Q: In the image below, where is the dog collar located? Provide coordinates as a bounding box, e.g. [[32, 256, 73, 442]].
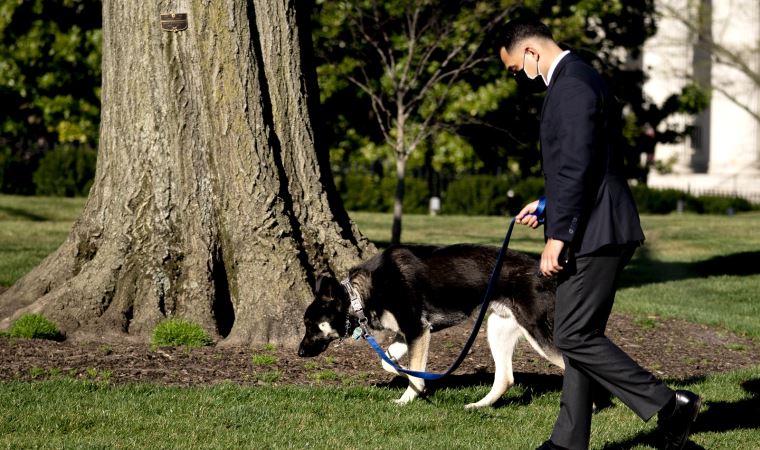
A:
[[340, 278, 370, 339], [340, 278, 363, 314]]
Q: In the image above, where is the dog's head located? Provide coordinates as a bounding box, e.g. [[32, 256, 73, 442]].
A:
[[297, 275, 349, 357]]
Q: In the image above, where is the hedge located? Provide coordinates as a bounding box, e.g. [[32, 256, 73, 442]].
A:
[[33, 145, 97, 197], [340, 173, 756, 216], [631, 185, 755, 215]]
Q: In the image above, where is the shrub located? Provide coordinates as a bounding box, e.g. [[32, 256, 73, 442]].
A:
[[443, 175, 511, 216], [33, 144, 97, 197], [632, 185, 757, 214], [381, 176, 429, 214], [507, 177, 545, 215], [340, 173, 429, 213], [439, 175, 545, 216], [692, 195, 753, 214], [631, 186, 688, 214], [8, 314, 64, 341], [340, 173, 387, 212], [0, 147, 38, 195], [151, 319, 213, 348]]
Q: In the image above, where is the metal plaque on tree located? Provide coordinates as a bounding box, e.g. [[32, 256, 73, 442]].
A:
[[160, 13, 188, 32]]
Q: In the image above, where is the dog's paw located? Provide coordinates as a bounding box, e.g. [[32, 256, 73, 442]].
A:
[[464, 401, 490, 410], [464, 403, 488, 409], [393, 390, 418, 405], [393, 397, 413, 406]]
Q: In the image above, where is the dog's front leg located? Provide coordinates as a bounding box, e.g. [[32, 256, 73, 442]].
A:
[[395, 326, 431, 405]]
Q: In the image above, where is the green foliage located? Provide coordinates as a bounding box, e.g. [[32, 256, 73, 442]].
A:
[[32, 144, 96, 196], [442, 175, 546, 216], [509, 176, 546, 213], [443, 175, 512, 216], [341, 174, 757, 217], [338, 173, 388, 212], [340, 173, 548, 216], [339, 173, 429, 214], [688, 195, 753, 215], [312, 0, 521, 177], [150, 319, 213, 348], [631, 185, 757, 215], [313, 0, 669, 185], [632, 186, 686, 214], [0, 0, 101, 194], [8, 313, 63, 341], [678, 83, 711, 113]]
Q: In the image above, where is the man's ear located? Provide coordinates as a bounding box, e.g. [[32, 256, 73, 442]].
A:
[[315, 275, 339, 301]]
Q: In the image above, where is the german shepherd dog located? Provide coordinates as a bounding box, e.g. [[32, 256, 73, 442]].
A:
[[297, 244, 565, 407]]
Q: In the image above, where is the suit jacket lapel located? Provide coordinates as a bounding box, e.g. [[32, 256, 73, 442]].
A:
[[541, 52, 576, 115]]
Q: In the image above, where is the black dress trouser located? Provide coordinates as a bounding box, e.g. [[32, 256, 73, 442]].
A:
[[549, 245, 674, 450]]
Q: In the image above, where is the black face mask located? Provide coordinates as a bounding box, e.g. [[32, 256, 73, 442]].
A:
[[514, 69, 547, 94]]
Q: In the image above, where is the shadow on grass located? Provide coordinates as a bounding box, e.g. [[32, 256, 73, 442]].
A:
[[602, 376, 760, 450], [374, 371, 563, 403], [378, 369, 759, 448], [0, 206, 47, 222], [620, 248, 760, 288]]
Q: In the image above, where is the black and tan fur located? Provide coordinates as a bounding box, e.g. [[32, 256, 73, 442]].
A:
[[298, 244, 565, 407]]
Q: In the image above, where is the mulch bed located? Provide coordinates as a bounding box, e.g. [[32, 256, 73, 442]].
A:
[[2, 312, 758, 389]]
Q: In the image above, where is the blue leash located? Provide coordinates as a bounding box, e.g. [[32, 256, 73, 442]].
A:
[[351, 197, 545, 381]]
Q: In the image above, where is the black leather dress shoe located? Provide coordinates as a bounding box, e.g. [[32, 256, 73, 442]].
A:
[[658, 390, 701, 450]]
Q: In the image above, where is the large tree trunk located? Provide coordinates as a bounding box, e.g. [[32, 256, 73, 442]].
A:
[[0, 0, 374, 346]]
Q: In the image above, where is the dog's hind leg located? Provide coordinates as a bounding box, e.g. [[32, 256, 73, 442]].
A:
[[394, 325, 431, 405], [382, 335, 409, 376], [465, 312, 522, 409]]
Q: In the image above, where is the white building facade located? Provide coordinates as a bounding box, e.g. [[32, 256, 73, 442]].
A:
[[643, 0, 760, 202]]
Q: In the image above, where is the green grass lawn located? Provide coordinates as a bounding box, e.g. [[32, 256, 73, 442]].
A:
[[1, 194, 759, 449], [1, 367, 759, 449], [0, 195, 83, 286]]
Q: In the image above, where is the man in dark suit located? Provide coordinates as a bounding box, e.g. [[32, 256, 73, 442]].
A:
[[499, 17, 701, 450]]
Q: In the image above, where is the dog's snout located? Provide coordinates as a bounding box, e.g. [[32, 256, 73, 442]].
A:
[[297, 339, 316, 357], [297, 337, 328, 358]]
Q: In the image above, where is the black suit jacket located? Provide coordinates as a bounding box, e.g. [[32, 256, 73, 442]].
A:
[[540, 53, 644, 255]]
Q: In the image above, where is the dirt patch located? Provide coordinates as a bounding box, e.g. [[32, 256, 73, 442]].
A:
[[2, 313, 758, 389]]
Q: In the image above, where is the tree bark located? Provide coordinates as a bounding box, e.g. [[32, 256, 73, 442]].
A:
[[0, 0, 374, 346]]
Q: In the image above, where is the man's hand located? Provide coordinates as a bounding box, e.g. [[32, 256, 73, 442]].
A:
[[516, 199, 541, 228], [541, 238, 565, 277]]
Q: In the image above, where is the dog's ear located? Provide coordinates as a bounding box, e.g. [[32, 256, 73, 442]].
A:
[[315, 275, 339, 301]]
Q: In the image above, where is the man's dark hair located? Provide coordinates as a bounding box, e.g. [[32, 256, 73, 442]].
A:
[[501, 17, 554, 53]]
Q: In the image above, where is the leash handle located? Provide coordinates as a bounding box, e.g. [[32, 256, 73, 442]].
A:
[[526, 196, 546, 224], [363, 217, 517, 381]]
